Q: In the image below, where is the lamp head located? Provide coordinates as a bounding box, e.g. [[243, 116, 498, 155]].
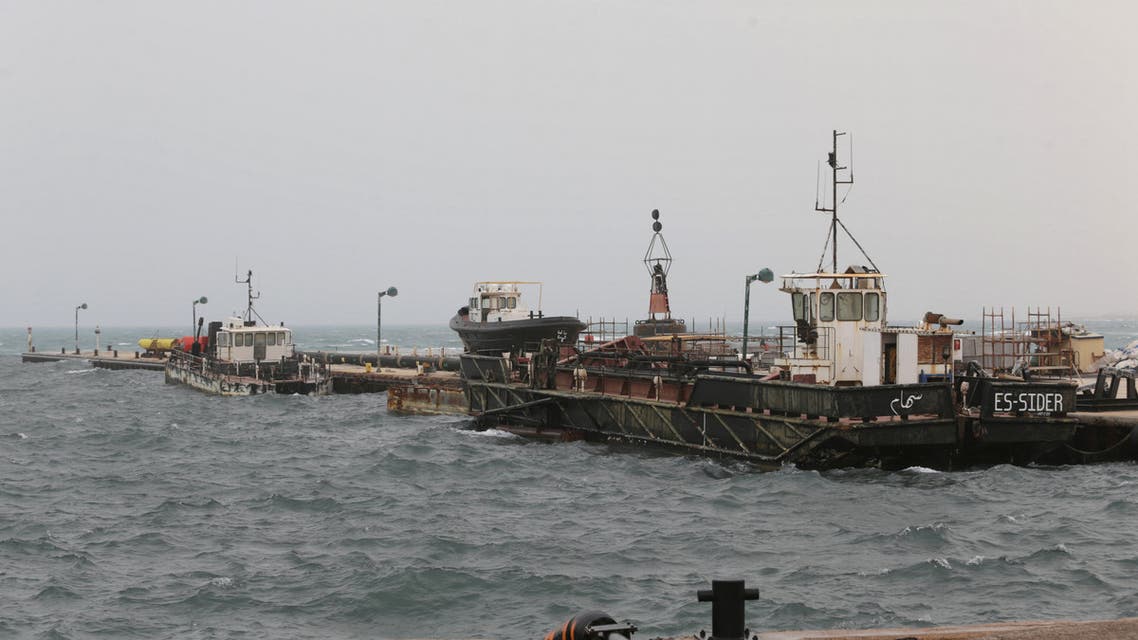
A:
[[756, 268, 774, 284], [196, 296, 208, 305], [385, 286, 398, 298], [79, 303, 87, 310]]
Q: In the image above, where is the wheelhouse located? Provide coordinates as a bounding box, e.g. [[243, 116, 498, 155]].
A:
[[778, 266, 887, 385], [213, 317, 295, 363], [466, 281, 545, 323]]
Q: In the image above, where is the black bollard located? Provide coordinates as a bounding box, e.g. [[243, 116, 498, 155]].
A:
[[696, 580, 759, 640]]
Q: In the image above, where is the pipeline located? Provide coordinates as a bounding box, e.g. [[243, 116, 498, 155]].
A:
[[296, 350, 463, 372], [572, 350, 753, 374]]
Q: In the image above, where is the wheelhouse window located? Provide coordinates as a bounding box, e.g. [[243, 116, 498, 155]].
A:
[[268, 332, 277, 346], [507, 297, 517, 309], [865, 292, 881, 322], [254, 333, 266, 348], [791, 292, 809, 322], [217, 333, 229, 347], [836, 292, 863, 321], [469, 297, 478, 309], [819, 292, 835, 322]]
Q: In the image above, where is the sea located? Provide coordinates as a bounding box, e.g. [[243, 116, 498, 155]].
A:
[[2, 320, 1137, 639]]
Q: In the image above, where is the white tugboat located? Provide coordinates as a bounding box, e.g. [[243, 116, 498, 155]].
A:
[[165, 270, 330, 396]]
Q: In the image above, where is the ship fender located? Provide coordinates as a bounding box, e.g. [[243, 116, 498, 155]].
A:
[[544, 611, 634, 640]]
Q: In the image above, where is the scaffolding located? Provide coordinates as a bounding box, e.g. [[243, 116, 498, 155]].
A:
[[980, 306, 1078, 377], [580, 317, 630, 346]]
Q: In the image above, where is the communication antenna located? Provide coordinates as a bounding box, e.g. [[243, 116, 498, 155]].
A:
[[813, 130, 877, 274], [235, 262, 264, 324]]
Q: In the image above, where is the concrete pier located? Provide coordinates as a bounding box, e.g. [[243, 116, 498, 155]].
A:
[[749, 617, 1138, 640], [21, 350, 166, 371]]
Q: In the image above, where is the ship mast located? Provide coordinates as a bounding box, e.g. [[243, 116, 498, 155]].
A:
[[235, 267, 264, 324], [643, 209, 672, 321], [815, 130, 854, 274]]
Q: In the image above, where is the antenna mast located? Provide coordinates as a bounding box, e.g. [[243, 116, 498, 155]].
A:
[[235, 266, 263, 324], [814, 130, 853, 273]]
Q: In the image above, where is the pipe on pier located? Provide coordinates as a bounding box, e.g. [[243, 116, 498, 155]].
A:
[[297, 350, 463, 372]]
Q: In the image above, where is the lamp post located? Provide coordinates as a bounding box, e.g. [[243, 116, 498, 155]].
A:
[[377, 286, 398, 364], [192, 296, 208, 334], [741, 268, 774, 363], [74, 303, 87, 354]]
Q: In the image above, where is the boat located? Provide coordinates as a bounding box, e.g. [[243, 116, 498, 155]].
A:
[[454, 132, 1114, 470], [164, 270, 331, 396], [449, 281, 586, 356]]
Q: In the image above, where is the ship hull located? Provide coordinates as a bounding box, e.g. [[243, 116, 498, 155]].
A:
[[449, 315, 586, 355], [164, 353, 331, 396]]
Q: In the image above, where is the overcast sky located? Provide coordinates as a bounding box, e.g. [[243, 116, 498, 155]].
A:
[[2, 1, 1135, 329]]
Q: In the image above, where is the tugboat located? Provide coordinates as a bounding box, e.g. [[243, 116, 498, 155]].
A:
[[164, 270, 330, 396], [449, 281, 586, 356]]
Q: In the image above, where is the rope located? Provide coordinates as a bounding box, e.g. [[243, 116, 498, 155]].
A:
[[836, 218, 881, 273], [1063, 428, 1137, 456]]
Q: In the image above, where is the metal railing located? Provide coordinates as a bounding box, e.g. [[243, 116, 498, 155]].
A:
[[167, 348, 328, 384], [773, 325, 833, 362]]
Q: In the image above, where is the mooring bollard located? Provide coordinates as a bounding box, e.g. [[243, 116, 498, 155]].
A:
[[697, 579, 759, 640], [113, 349, 118, 358]]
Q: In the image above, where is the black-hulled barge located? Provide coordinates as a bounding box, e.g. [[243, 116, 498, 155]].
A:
[[455, 134, 1116, 470]]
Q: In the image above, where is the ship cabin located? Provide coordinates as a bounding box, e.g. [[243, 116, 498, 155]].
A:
[[778, 267, 966, 386], [212, 317, 295, 363], [778, 266, 886, 386], [466, 281, 544, 323]]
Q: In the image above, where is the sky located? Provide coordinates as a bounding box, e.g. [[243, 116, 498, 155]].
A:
[[2, 1, 1135, 329]]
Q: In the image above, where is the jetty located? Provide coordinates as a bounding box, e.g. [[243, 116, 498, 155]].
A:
[[21, 349, 166, 371], [751, 618, 1138, 639], [542, 580, 1138, 640]]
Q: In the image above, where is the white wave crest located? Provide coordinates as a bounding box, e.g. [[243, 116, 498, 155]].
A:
[[903, 465, 940, 474], [460, 428, 519, 439]]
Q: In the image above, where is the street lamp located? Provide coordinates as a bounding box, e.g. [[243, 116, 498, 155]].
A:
[[192, 296, 208, 334], [741, 268, 774, 364], [377, 286, 398, 364], [74, 303, 87, 354]]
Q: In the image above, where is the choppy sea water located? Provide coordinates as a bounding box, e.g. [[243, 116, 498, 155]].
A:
[[2, 322, 1137, 639]]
